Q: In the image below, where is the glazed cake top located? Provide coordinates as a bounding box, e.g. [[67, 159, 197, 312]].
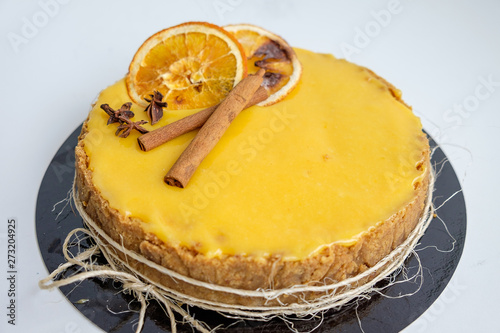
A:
[[82, 48, 428, 259]]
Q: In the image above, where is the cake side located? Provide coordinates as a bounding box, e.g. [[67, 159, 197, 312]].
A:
[[74, 45, 431, 306], [79, 49, 430, 259], [75, 115, 430, 307]]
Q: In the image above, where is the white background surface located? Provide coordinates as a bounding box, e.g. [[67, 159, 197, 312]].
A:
[[0, 0, 498, 332]]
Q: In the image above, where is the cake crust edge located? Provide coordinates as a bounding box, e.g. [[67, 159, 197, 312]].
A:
[[75, 129, 430, 306], [74, 72, 431, 306]]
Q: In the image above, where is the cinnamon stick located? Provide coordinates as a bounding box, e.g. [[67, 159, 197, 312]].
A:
[[138, 86, 268, 152], [164, 69, 266, 188]]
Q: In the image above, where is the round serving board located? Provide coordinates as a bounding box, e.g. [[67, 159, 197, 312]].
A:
[[36, 125, 466, 332]]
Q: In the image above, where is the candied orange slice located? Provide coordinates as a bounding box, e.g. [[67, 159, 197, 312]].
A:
[[126, 22, 247, 110], [224, 24, 302, 106]]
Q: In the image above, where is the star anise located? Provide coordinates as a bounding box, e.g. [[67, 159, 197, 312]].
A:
[[144, 91, 167, 125], [101, 102, 135, 125], [115, 117, 149, 138]]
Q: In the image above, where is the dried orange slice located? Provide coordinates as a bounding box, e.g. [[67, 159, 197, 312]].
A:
[[224, 24, 302, 106], [126, 22, 247, 110]]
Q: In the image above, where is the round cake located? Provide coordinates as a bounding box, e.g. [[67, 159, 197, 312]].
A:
[[75, 46, 430, 306]]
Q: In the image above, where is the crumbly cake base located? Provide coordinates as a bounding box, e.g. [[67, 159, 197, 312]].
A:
[[75, 120, 430, 306]]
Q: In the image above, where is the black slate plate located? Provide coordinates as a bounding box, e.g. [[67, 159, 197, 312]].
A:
[[36, 125, 466, 332]]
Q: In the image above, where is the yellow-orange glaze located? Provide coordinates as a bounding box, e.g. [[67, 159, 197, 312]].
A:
[[83, 48, 427, 259]]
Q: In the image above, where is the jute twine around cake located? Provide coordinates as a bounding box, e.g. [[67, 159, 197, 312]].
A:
[[40, 167, 436, 333]]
